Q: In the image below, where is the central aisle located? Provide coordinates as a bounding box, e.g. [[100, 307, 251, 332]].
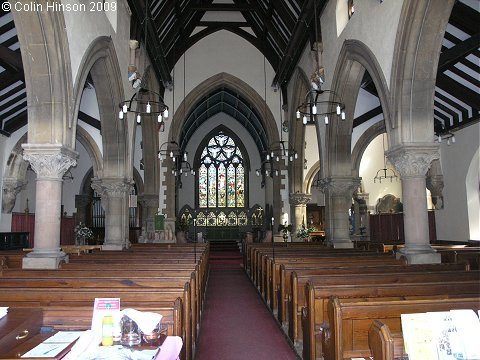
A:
[[195, 256, 299, 360]]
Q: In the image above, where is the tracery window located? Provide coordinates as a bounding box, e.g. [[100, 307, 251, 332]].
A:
[[198, 131, 246, 208]]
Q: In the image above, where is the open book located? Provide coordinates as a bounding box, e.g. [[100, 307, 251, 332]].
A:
[[402, 309, 480, 360]]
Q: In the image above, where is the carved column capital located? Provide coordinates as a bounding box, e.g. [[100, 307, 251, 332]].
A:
[[2, 178, 27, 213], [22, 144, 78, 180], [387, 144, 439, 178], [289, 192, 311, 206], [91, 178, 134, 198], [326, 177, 362, 197], [138, 194, 159, 208]]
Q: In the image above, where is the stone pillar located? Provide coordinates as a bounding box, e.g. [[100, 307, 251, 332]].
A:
[[92, 178, 133, 250], [289, 192, 311, 242], [22, 145, 77, 269], [387, 145, 441, 264], [354, 192, 369, 236], [2, 178, 26, 213], [138, 194, 159, 242], [323, 177, 361, 248], [74, 194, 91, 225]]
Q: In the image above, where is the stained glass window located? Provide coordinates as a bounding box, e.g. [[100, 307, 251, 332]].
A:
[[198, 131, 246, 208]]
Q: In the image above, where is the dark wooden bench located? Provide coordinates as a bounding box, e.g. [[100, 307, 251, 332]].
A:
[[303, 278, 480, 360], [368, 320, 405, 360], [322, 296, 480, 360]]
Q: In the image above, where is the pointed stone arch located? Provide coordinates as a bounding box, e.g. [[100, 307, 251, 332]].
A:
[[165, 72, 282, 223], [71, 36, 126, 177], [12, 10, 74, 147], [328, 39, 392, 177], [389, 0, 455, 146]]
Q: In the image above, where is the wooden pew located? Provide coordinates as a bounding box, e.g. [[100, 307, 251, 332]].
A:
[[278, 262, 468, 326], [0, 285, 193, 360], [368, 320, 405, 360], [303, 278, 480, 360], [322, 296, 480, 360]]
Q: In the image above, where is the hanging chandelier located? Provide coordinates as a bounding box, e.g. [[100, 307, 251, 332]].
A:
[[296, 0, 346, 126], [373, 134, 399, 183], [119, 88, 169, 125], [118, 0, 169, 127]]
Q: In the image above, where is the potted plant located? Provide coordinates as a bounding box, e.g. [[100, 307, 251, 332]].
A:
[[296, 223, 315, 242], [74, 222, 93, 246]]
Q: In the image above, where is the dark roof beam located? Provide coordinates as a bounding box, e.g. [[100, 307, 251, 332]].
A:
[[0, 45, 22, 71], [353, 105, 382, 127], [3, 111, 27, 134], [436, 73, 480, 108], [438, 33, 480, 72], [190, 4, 255, 11], [449, 1, 480, 36], [127, 0, 172, 86], [198, 21, 250, 27]]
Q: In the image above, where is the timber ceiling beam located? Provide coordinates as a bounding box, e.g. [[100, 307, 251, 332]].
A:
[[436, 73, 480, 108], [127, 0, 172, 86], [438, 33, 480, 72], [0, 45, 23, 71]]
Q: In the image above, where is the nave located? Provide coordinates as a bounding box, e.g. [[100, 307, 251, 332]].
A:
[[195, 241, 299, 360]]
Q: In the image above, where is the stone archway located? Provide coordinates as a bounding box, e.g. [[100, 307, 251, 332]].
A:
[[2, 133, 28, 214], [164, 72, 283, 226], [12, 10, 77, 268], [73, 36, 131, 250]]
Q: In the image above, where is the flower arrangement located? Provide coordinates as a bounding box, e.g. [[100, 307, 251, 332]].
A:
[[74, 222, 93, 245], [296, 224, 315, 242]]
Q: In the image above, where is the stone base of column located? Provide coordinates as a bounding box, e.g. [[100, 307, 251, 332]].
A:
[[22, 252, 69, 269], [329, 239, 354, 249], [396, 246, 441, 264], [102, 244, 124, 251]]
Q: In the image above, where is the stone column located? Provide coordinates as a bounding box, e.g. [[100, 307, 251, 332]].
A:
[[354, 192, 369, 236], [92, 178, 133, 250], [323, 177, 361, 248], [74, 194, 91, 225], [138, 194, 159, 242], [289, 192, 311, 242], [387, 145, 441, 264], [2, 178, 26, 213], [22, 145, 77, 269]]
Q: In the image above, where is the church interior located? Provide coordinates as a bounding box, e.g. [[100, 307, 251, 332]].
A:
[[0, 0, 479, 359]]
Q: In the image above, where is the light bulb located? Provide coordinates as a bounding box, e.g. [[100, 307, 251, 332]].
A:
[[171, 169, 174, 175], [324, 115, 329, 125], [266, 154, 270, 161], [271, 151, 274, 158], [185, 172, 188, 176], [119, 110, 124, 120], [163, 109, 169, 118], [184, 153, 188, 161], [289, 156, 293, 162], [451, 135, 455, 143], [174, 171, 177, 176], [296, 110, 300, 119], [276, 156, 280, 162], [303, 116, 307, 125], [191, 169, 195, 175], [336, 104, 341, 115], [136, 114, 141, 124], [275, 170, 279, 176], [312, 105, 317, 115], [256, 170, 260, 177], [158, 114, 163, 123], [146, 102, 151, 113], [122, 104, 128, 113], [438, 135, 442, 143], [170, 151, 173, 158], [180, 169, 183, 174], [341, 111, 346, 120], [294, 153, 298, 159], [266, 170, 269, 176]]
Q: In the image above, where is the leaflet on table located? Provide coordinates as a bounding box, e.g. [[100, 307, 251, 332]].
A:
[[20, 331, 83, 358], [0, 306, 7, 320]]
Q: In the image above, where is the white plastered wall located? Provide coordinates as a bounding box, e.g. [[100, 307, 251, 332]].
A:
[[435, 123, 480, 242]]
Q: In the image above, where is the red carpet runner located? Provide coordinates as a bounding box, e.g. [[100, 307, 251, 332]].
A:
[[195, 248, 299, 360]]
